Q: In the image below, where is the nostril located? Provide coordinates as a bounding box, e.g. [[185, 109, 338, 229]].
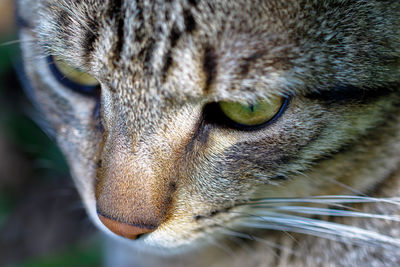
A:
[[98, 214, 156, 240]]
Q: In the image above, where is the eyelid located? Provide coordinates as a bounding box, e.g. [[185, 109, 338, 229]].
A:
[[47, 55, 100, 96]]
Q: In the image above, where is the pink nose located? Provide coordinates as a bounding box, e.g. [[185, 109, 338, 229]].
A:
[[98, 214, 155, 239]]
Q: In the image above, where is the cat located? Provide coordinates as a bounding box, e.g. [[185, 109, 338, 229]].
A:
[[17, 0, 400, 266]]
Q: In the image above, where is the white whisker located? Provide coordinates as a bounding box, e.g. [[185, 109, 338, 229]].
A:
[[247, 196, 400, 206], [268, 206, 400, 222], [1, 38, 38, 46], [239, 211, 400, 248]]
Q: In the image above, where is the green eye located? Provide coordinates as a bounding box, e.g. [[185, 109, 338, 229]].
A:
[[52, 56, 99, 86], [219, 95, 285, 127]]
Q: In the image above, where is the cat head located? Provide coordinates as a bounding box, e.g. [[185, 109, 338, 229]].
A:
[[18, 0, 400, 252]]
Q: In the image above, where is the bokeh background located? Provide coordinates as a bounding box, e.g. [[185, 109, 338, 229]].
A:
[[0, 1, 101, 266]]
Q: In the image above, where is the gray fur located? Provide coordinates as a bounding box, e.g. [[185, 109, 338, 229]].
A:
[[17, 0, 400, 266]]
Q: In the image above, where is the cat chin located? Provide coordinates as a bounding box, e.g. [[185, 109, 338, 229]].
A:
[[115, 236, 206, 256], [102, 230, 209, 256]]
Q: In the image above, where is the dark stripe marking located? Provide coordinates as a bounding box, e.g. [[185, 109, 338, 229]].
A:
[[161, 25, 182, 82], [183, 9, 196, 33], [57, 10, 71, 28], [306, 84, 397, 104], [139, 40, 156, 71], [161, 54, 173, 82], [82, 20, 100, 63], [239, 51, 264, 76], [184, 112, 212, 155], [160, 7, 197, 82], [134, 3, 145, 42], [170, 25, 182, 48], [188, 0, 198, 6], [115, 1, 125, 62], [203, 46, 218, 93], [106, 0, 124, 63], [55, 10, 72, 46]]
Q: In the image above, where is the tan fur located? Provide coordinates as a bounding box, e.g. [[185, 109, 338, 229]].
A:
[[17, 0, 400, 266]]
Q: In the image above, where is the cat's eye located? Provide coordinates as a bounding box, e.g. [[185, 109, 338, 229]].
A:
[[218, 95, 287, 128], [48, 55, 100, 95]]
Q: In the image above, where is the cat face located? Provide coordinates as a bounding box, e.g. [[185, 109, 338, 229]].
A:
[[18, 0, 400, 253]]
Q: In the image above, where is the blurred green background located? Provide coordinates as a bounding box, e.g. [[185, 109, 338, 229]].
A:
[[0, 1, 101, 266]]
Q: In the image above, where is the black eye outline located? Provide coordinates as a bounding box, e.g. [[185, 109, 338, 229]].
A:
[[203, 97, 290, 131], [47, 55, 100, 96]]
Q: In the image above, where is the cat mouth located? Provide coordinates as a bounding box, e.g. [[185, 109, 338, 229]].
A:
[[91, 202, 243, 251]]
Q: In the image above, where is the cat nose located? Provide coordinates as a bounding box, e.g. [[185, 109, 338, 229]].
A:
[[98, 214, 156, 239]]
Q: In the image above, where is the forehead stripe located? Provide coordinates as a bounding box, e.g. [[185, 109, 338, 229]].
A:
[[203, 46, 218, 93], [82, 19, 100, 64], [106, 0, 125, 64]]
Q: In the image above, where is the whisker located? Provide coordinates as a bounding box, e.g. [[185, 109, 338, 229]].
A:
[[239, 211, 400, 249], [247, 202, 360, 213], [204, 213, 302, 257], [200, 215, 299, 258], [207, 238, 237, 258], [219, 228, 301, 257], [265, 206, 400, 222], [300, 172, 367, 196], [321, 176, 366, 196], [1, 38, 38, 46], [314, 195, 400, 205], [246, 196, 400, 206]]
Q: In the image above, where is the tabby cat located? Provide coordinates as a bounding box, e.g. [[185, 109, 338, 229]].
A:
[[17, 0, 400, 266]]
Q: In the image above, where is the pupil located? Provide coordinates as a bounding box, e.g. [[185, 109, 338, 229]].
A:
[[249, 104, 255, 112]]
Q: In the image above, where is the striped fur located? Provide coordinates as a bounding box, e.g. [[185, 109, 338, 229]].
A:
[[18, 0, 400, 266]]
